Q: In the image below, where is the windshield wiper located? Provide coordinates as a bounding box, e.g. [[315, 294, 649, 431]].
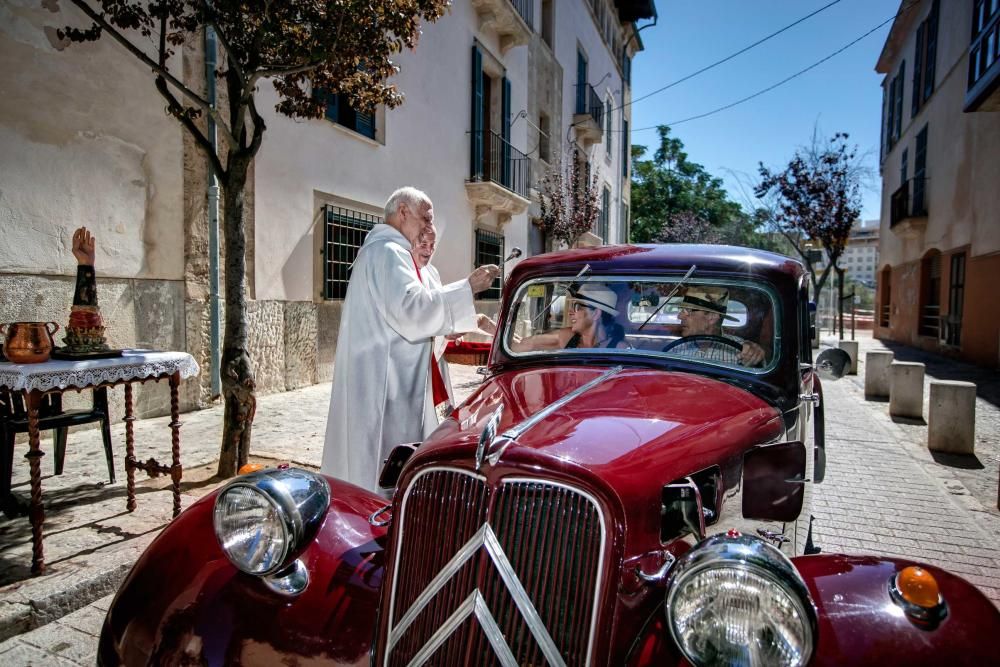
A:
[[531, 263, 591, 327], [638, 264, 697, 332]]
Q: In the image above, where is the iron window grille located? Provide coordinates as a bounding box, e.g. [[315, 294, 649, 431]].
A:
[[322, 205, 382, 300], [475, 228, 505, 300]]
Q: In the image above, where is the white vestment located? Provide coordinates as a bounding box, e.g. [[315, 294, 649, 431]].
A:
[[321, 224, 477, 491], [420, 263, 456, 428]]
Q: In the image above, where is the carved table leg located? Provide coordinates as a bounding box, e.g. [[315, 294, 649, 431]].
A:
[[124, 382, 137, 512], [168, 372, 182, 518], [26, 390, 45, 575]]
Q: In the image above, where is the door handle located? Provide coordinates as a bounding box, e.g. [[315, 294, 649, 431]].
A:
[[799, 392, 820, 405]]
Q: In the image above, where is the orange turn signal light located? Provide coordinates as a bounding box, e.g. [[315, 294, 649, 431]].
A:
[[896, 566, 940, 609], [238, 463, 266, 475]]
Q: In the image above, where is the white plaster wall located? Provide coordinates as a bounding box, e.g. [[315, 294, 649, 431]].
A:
[[0, 0, 184, 280], [552, 0, 626, 242], [254, 1, 532, 302], [878, 0, 1000, 267]]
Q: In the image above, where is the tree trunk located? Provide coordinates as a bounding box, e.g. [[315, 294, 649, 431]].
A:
[[836, 266, 845, 341], [217, 154, 257, 477]]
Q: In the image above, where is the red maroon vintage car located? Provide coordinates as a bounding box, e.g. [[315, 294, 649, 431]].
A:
[[99, 245, 999, 666]]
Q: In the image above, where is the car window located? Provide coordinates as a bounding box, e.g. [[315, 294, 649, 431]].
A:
[[503, 277, 780, 372]]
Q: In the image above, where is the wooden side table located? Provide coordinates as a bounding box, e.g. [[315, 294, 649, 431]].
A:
[[0, 350, 199, 575]]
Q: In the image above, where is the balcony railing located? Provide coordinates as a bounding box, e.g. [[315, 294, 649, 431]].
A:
[[469, 130, 531, 199], [919, 304, 940, 338], [889, 177, 928, 228], [509, 0, 533, 29], [575, 83, 604, 128]]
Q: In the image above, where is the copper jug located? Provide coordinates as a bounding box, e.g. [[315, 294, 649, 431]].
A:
[[1, 322, 60, 364]]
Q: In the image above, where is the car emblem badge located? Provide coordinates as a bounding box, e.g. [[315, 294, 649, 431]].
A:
[[387, 523, 566, 667], [475, 404, 504, 471]]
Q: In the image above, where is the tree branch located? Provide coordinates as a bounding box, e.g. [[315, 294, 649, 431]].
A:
[[65, 0, 238, 149], [154, 75, 227, 178]]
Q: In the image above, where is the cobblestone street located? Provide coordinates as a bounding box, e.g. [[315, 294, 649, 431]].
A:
[[1, 339, 998, 663]]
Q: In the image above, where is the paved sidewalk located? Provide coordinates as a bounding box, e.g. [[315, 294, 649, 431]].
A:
[[1, 349, 998, 663]]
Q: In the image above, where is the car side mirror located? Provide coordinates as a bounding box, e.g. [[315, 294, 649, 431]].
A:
[[378, 443, 419, 489], [815, 348, 851, 381], [661, 478, 706, 542], [742, 441, 806, 523]]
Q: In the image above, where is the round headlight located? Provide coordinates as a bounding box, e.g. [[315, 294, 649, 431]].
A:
[[213, 468, 330, 576], [665, 533, 816, 667]]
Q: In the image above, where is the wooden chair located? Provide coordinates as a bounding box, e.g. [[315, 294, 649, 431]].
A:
[[0, 387, 115, 504]]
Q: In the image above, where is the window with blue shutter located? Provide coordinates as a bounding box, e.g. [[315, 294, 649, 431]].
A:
[[471, 44, 484, 182], [317, 89, 376, 140], [501, 76, 512, 188]]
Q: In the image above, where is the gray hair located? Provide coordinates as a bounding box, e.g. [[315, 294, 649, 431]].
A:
[[384, 186, 430, 221]]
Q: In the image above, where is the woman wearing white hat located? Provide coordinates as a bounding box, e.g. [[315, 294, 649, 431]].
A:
[[510, 283, 627, 352]]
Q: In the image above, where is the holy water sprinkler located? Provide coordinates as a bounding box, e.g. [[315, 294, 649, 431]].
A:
[[504, 247, 523, 263]]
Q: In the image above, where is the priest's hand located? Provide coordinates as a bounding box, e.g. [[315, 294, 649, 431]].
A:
[[72, 227, 96, 266], [468, 265, 500, 294]]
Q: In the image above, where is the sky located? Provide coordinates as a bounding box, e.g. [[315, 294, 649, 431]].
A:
[[628, 0, 902, 222]]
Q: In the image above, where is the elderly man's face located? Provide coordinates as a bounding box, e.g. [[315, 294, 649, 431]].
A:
[[678, 307, 720, 336], [412, 234, 436, 269], [399, 199, 435, 245]]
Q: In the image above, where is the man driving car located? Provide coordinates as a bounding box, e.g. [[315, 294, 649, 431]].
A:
[[671, 287, 767, 367]]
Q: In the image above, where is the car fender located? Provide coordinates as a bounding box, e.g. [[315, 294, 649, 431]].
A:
[[98, 475, 387, 667]]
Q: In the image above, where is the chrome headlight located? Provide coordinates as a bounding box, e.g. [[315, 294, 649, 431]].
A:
[[665, 532, 816, 667], [213, 467, 330, 575]]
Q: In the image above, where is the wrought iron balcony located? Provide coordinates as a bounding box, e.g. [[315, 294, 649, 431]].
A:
[[573, 84, 604, 147], [471, 0, 532, 53], [466, 130, 531, 225], [889, 177, 928, 236]]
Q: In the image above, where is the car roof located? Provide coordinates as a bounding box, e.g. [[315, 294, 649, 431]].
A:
[[509, 244, 806, 285]]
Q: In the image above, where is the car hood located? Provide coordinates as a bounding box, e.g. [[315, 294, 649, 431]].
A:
[[416, 366, 784, 505]]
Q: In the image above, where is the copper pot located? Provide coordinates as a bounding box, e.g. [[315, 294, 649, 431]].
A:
[[1, 322, 60, 364]]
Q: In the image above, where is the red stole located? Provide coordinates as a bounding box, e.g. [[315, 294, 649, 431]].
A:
[[413, 260, 450, 409]]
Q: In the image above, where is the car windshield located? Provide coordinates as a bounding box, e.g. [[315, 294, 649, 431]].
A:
[[502, 276, 780, 372]]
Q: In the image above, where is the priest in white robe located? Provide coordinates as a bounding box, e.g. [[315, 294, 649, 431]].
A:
[[320, 187, 499, 492]]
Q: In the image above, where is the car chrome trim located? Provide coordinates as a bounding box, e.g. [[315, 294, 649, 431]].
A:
[[484, 366, 624, 468], [635, 552, 677, 584], [475, 403, 504, 471], [408, 591, 519, 667], [386, 468, 606, 667], [261, 559, 309, 596], [369, 503, 392, 527]]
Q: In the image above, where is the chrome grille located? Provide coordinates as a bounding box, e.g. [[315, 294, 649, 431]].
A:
[[384, 469, 606, 666]]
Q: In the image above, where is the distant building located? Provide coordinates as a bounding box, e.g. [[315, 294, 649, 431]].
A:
[[874, 0, 1000, 368], [841, 220, 880, 288]]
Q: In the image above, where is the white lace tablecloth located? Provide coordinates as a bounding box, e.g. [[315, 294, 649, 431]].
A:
[[0, 349, 200, 393]]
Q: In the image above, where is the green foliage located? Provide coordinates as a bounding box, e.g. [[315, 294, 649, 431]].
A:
[[629, 126, 773, 249]]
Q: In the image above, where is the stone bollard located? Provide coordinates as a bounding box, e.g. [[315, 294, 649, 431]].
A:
[[928, 380, 977, 454], [838, 340, 859, 375], [865, 351, 894, 398], [889, 361, 925, 420]]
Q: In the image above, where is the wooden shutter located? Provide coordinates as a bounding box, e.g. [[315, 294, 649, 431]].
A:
[[912, 22, 925, 117], [471, 45, 484, 180], [576, 50, 587, 113], [893, 61, 905, 141], [501, 75, 511, 188], [924, 0, 939, 101]]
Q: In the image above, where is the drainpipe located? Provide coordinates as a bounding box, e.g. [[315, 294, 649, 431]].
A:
[[205, 27, 221, 398], [619, 13, 657, 243]]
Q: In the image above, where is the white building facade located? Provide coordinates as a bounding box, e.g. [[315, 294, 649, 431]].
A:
[[0, 0, 656, 411]]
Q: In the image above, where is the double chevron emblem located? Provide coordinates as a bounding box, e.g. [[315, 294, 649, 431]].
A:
[[387, 523, 567, 667]]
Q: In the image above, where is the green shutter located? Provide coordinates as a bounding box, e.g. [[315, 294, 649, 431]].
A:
[[501, 75, 511, 187], [471, 45, 484, 181]]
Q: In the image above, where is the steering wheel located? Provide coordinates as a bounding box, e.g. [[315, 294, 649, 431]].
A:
[[661, 335, 743, 363]]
